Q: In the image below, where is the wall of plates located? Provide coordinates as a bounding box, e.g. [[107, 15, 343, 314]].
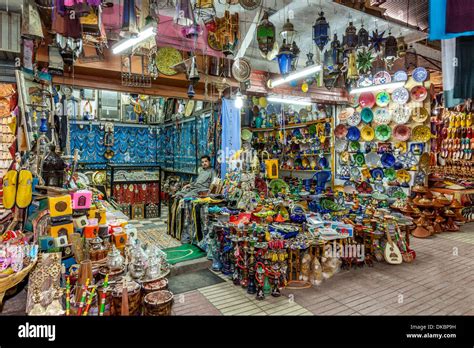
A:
[[334, 68, 432, 199]]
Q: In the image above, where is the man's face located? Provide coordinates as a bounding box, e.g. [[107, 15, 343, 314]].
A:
[[201, 158, 210, 169]]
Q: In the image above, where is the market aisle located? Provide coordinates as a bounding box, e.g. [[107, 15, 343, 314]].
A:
[[171, 224, 474, 316]]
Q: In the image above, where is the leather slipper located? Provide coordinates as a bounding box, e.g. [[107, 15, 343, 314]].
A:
[[2, 170, 17, 209], [16, 170, 33, 208]]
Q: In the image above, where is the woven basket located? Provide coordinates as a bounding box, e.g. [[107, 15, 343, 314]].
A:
[[143, 290, 174, 316], [0, 261, 37, 305]]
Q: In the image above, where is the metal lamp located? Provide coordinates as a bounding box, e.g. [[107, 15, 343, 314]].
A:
[[313, 12, 330, 52], [384, 31, 398, 59], [276, 39, 294, 76], [290, 41, 300, 72], [175, 0, 195, 27], [331, 33, 343, 66], [343, 22, 358, 50], [280, 18, 297, 46], [256, 11, 276, 58], [357, 24, 369, 49], [188, 55, 200, 83]]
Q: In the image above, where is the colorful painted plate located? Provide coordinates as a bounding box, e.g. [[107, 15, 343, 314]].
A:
[[346, 126, 361, 141], [410, 85, 428, 102], [381, 153, 396, 168], [371, 167, 385, 180], [392, 87, 410, 104], [412, 67, 428, 82], [393, 124, 411, 141], [384, 168, 396, 181], [366, 152, 380, 167], [335, 124, 348, 139], [412, 125, 431, 142], [348, 94, 359, 108], [391, 104, 411, 124], [373, 71, 392, 85], [361, 107, 374, 123], [396, 169, 411, 183], [359, 92, 376, 108], [353, 152, 365, 166], [155, 47, 182, 76], [347, 111, 361, 126], [361, 125, 375, 141], [335, 138, 348, 152], [411, 107, 429, 123], [376, 91, 390, 107], [373, 107, 391, 125], [349, 141, 361, 152], [393, 70, 408, 82], [375, 124, 392, 141], [337, 107, 354, 123]]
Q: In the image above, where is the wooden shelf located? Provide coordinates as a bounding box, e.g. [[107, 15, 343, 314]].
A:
[[244, 118, 331, 132]]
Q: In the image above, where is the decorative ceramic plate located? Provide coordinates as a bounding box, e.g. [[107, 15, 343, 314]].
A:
[[349, 141, 361, 152], [357, 75, 374, 87], [347, 111, 361, 126], [412, 125, 431, 142], [393, 124, 411, 141], [335, 124, 348, 139], [231, 58, 252, 82], [239, 0, 262, 10], [348, 93, 359, 107], [381, 153, 396, 168], [350, 167, 361, 180], [359, 92, 376, 108], [361, 125, 375, 141], [155, 47, 182, 76], [373, 107, 391, 124], [410, 85, 428, 102], [375, 124, 392, 141], [338, 107, 354, 122], [384, 168, 396, 181], [411, 106, 429, 123], [393, 70, 408, 82], [396, 169, 411, 183], [366, 152, 380, 167], [376, 91, 390, 107], [412, 67, 428, 82], [392, 87, 410, 104], [371, 167, 385, 180], [391, 104, 411, 124], [346, 126, 361, 141], [335, 138, 348, 152], [373, 71, 392, 85], [353, 152, 365, 166], [361, 107, 374, 123]]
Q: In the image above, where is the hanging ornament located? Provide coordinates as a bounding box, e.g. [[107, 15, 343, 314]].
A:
[[384, 31, 398, 69], [174, 0, 196, 27], [356, 49, 375, 75], [301, 82, 309, 93], [188, 55, 200, 83], [256, 11, 277, 60], [276, 40, 293, 76], [290, 41, 300, 72], [357, 23, 369, 49], [280, 18, 297, 46], [343, 22, 358, 51], [305, 52, 316, 84], [312, 12, 330, 53], [346, 51, 358, 80], [187, 83, 195, 99], [369, 29, 386, 53], [331, 33, 343, 67]]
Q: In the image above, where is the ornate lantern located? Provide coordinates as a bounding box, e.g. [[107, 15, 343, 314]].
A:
[[397, 36, 408, 57], [276, 39, 293, 76], [384, 31, 398, 59], [305, 52, 315, 67], [256, 11, 276, 60], [174, 0, 195, 27], [280, 18, 297, 46], [357, 24, 369, 49], [343, 22, 358, 50], [312, 12, 330, 52], [290, 41, 300, 72], [331, 33, 343, 66]]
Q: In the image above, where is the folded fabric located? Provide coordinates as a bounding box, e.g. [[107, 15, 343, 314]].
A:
[[429, 0, 474, 40]]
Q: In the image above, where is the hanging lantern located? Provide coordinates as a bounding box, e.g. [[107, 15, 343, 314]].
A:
[[331, 33, 343, 66], [290, 41, 300, 72], [347, 51, 358, 79], [188, 55, 200, 83], [312, 12, 330, 52], [280, 18, 297, 46], [357, 24, 369, 49], [305, 52, 315, 67], [397, 36, 408, 57], [343, 22, 358, 50], [187, 84, 195, 99], [276, 40, 293, 76], [384, 31, 398, 59], [175, 0, 195, 27], [256, 11, 276, 59]]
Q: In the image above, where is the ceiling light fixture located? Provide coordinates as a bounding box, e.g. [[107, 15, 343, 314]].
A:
[[349, 81, 406, 94], [267, 96, 312, 106], [112, 24, 157, 54], [267, 64, 322, 88], [235, 91, 243, 109]]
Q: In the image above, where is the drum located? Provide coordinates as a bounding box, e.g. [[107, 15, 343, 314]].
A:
[[143, 290, 174, 316], [110, 280, 141, 316]]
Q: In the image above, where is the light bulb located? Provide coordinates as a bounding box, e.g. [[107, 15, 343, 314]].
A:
[[235, 91, 243, 109]]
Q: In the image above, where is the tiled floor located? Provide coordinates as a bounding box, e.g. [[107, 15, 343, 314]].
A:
[[171, 224, 474, 316]]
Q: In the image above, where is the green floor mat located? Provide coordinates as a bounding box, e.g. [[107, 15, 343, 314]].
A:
[[164, 244, 207, 265]]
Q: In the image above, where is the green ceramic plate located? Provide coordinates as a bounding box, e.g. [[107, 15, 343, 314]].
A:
[[384, 168, 396, 180], [375, 124, 392, 141]]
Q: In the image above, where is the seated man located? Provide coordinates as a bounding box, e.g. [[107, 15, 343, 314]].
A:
[[175, 155, 215, 199]]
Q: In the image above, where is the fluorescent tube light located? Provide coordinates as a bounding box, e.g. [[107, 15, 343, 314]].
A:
[[268, 64, 322, 88], [267, 96, 312, 106], [112, 25, 157, 54], [349, 81, 406, 94]]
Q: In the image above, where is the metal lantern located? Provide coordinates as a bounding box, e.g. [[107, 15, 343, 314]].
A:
[[331, 33, 343, 66], [384, 31, 398, 59], [312, 12, 330, 52], [290, 41, 300, 71], [256, 11, 276, 58], [188, 55, 200, 83], [357, 24, 369, 49], [305, 52, 315, 67], [276, 40, 293, 76], [175, 0, 195, 26], [397, 36, 408, 57], [280, 18, 297, 46], [343, 22, 358, 50]]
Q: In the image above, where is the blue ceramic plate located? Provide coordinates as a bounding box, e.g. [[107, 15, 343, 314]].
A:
[[371, 167, 384, 181], [346, 126, 361, 141], [361, 107, 374, 123], [393, 70, 408, 82], [412, 67, 428, 83], [381, 153, 396, 168]]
